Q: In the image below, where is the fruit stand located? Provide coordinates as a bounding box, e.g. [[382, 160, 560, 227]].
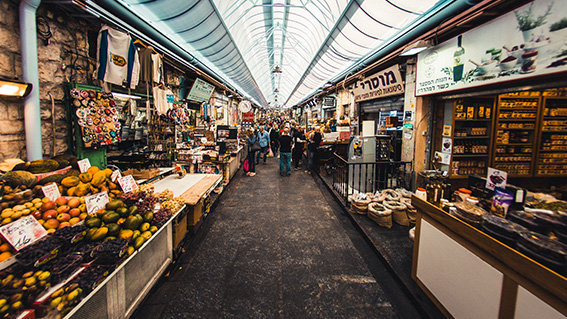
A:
[[0, 152, 224, 319], [61, 173, 222, 319]]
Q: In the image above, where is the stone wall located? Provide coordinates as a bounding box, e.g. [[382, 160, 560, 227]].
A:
[[0, 0, 94, 161]]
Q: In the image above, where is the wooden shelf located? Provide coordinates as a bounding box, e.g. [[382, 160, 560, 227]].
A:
[[454, 119, 492, 122], [497, 118, 537, 121], [453, 136, 490, 139], [452, 154, 489, 157]]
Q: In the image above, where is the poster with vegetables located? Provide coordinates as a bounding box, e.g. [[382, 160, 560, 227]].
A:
[[416, 0, 567, 96]]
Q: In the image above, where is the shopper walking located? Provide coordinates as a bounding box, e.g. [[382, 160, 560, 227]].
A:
[[306, 126, 322, 174], [256, 126, 270, 164], [292, 125, 306, 170], [246, 129, 258, 176], [279, 127, 293, 176], [269, 123, 280, 158]]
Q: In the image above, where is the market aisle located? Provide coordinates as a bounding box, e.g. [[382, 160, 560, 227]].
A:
[[133, 157, 419, 318]]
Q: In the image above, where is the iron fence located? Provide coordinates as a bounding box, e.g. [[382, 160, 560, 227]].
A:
[[327, 153, 412, 205]]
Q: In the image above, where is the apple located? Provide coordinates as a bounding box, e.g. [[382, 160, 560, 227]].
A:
[[43, 219, 60, 229], [69, 217, 80, 225], [42, 210, 57, 220], [58, 222, 70, 229], [56, 213, 71, 222], [32, 211, 42, 220], [55, 197, 68, 206], [56, 205, 70, 214], [79, 213, 87, 220], [69, 208, 81, 217], [68, 198, 80, 208], [40, 201, 56, 212]]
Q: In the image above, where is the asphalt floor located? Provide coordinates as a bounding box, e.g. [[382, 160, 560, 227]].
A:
[[132, 156, 436, 319]]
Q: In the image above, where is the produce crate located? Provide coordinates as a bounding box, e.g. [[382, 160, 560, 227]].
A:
[[122, 168, 161, 180], [187, 198, 204, 227], [172, 207, 188, 252]]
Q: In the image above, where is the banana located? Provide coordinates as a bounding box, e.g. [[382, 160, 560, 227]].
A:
[[24, 276, 37, 287], [38, 271, 51, 281], [11, 279, 24, 289], [0, 305, 8, 314], [50, 296, 62, 308], [22, 271, 34, 279], [67, 289, 79, 301], [0, 299, 6, 308], [50, 288, 64, 299], [11, 301, 22, 310], [1, 274, 13, 287], [8, 293, 22, 303], [34, 270, 44, 278]]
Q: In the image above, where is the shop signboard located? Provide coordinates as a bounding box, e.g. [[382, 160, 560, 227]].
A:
[[416, 0, 567, 96], [187, 78, 215, 102], [353, 65, 404, 102], [242, 112, 254, 122]]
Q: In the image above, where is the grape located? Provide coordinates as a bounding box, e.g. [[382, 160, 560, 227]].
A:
[[151, 208, 172, 228]]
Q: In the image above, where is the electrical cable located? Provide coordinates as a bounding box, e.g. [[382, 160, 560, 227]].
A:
[[36, 16, 52, 45]]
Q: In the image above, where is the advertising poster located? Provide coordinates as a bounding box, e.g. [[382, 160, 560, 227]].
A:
[[416, 0, 567, 96]]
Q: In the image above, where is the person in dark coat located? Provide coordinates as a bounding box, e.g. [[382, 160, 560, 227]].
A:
[[246, 129, 257, 176], [279, 127, 293, 176], [269, 123, 280, 157], [306, 127, 322, 174], [292, 125, 305, 170]]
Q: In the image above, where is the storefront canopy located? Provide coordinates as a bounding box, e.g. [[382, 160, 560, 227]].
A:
[[106, 0, 451, 108]]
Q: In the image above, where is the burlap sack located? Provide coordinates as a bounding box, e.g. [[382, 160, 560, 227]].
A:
[[383, 200, 409, 226], [368, 202, 393, 228]]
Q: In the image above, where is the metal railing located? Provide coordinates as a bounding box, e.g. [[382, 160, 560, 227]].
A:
[[327, 153, 412, 205]]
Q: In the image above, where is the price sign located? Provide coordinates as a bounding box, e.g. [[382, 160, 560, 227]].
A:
[[111, 170, 122, 182], [486, 168, 508, 191], [0, 216, 47, 250], [85, 191, 110, 216], [41, 183, 61, 202], [77, 158, 91, 173], [118, 175, 138, 193]]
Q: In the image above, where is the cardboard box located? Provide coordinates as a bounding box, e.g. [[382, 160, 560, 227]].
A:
[[172, 214, 188, 250], [187, 199, 204, 226]]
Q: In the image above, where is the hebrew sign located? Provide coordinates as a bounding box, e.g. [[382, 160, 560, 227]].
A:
[[353, 65, 404, 102]]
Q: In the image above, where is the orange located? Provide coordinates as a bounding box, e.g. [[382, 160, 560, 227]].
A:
[[0, 252, 12, 262], [0, 243, 11, 253]]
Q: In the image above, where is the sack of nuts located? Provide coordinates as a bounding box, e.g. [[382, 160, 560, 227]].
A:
[[368, 202, 393, 228]]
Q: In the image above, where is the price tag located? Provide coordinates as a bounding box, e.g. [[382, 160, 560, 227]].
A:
[[78, 158, 91, 173], [486, 167, 508, 191], [0, 216, 47, 251], [41, 183, 61, 202], [111, 170, 122, 182], [85, 191, 110, 216], [118, 175, 139, 193]]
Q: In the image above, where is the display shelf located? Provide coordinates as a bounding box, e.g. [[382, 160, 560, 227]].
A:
[[453, 136, 490, 139], [535, 96, 567, 177], [449, 97, 494, 179], [492, 94, 542, 177], [452, 154, 488, 157]]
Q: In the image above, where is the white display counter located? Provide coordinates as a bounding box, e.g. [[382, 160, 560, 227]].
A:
[[412, 196, 567, 318]]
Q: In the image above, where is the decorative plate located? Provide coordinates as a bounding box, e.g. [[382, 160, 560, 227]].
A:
[[80, 90, 89, 98]]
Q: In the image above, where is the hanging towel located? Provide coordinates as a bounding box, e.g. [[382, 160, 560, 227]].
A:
[[96, 25, 140, 89]]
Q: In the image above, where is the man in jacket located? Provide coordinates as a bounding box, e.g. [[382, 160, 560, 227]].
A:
[[269, 123, 280, 158], [306, 126, 322, 174], [256, 126, 270, 164]]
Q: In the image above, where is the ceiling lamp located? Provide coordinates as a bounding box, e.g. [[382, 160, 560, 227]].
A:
[[272, 66, 282, 74], [400, 39, 432, 56], [0, 79, 32, 98], [274, 88, 279, 93], [324, 82, 333, 87]]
